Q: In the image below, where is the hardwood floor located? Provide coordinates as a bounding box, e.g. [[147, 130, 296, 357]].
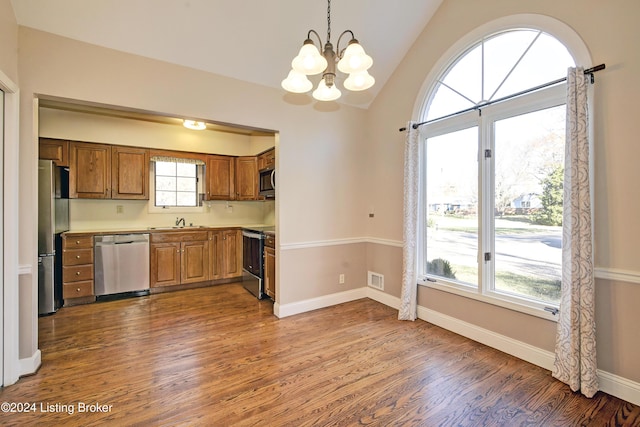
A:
[[1, 284, 638, 426]]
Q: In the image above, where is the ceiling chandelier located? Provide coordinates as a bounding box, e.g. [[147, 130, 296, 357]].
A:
[[281, 0, 374, 102]]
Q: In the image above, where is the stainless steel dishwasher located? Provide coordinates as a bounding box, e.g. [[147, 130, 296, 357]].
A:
[[94, 234, 150, 298]]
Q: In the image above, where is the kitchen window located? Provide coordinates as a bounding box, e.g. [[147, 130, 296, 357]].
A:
[[419, 28, 576, 315], [150, 158, 204, 211]]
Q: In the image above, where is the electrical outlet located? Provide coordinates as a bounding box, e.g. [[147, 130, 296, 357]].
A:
[[339, 274, 345, 284], [116, 205, 124, 214]]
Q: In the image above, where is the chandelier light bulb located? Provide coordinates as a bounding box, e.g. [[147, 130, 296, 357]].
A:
[[282, 0, 375, 101], [337, 41, 373, 74], [292, 42, 327, 75], [344, 70, 375, 91], [312, 78, 341, 101], [281, 69, 313, 93]]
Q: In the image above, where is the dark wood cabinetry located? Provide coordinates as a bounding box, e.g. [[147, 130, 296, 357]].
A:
[[150, 242, 181, 287], [61, 234, 95, 302], [209, 229, 242, 280], [235, 156, 259, 200], [150, 231, 209, 288], [257, 148, 275, 170], [46, 138, 273, 202], [39, 138, 70, 167], [206, 155, 235, 200], [111, 146, 149, 199], [66, 141, 149, 200], [69, 142, 112, 199], [264, 233, 276, 300]]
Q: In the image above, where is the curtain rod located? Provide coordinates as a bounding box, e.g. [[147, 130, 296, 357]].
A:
[[399, 64, 606, 132]]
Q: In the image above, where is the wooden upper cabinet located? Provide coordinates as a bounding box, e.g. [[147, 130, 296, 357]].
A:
[[69, 142, 111, 199], [39, 138, 70, 167], [235, 156, 259, 200], [206, 155, 235, 200], [257, 148, 275, 171], [112, 146, 149, 199]]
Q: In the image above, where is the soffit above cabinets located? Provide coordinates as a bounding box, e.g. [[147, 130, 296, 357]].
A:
[[39, 98, 277, 137]]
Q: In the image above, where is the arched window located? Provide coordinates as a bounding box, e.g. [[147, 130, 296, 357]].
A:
[[419, 27, 582, 315]]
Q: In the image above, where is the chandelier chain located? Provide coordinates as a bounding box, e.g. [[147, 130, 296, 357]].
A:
[[327, 0, 331, 43]]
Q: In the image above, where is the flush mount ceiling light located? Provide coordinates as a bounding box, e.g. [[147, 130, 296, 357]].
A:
[[183, 120, 206, 130], [281, 0, 374, 102]]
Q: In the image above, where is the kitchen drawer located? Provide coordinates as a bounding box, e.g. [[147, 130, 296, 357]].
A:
[[151, 231, 209, 243], [63, 264, 94, 282], [63, 280, 94, 298], [265, 234, 275, 248], [63, 248, 94, 266], [64, 235, 94, 249]]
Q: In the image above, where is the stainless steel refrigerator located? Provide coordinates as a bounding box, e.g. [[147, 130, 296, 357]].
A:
[[38, 159, 69, 315]]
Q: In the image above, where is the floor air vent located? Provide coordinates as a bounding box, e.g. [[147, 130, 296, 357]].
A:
[[367, 271, 384, 290]]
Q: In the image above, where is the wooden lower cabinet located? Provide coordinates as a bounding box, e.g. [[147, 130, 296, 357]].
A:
[[209, 229, 242, 280], [264, 234, 276, 300], [151, 229, 239, 288], [150, 242, 181, 287], [61, 234, 95, 303], [181, 240, 209, 284], [150, 232, 209, 288]]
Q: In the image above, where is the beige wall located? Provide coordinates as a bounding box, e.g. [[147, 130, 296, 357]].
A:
[[0, 0, 18, 83], [279, 243, 367, 305], [366, 0, 640, 382], [17, 27, 368, 363]]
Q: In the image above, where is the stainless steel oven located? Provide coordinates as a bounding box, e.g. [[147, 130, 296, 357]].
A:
[[242, 229, 266, 299]]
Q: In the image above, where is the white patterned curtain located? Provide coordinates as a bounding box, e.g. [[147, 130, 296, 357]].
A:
[[398, 122, 420, 321], [552, 67, 598, 398]]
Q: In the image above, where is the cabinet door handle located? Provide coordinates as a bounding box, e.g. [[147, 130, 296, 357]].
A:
[[76, 255, 81, 259], [76, 240, 81, 244], [75, 271, 81, 275], [76, 288, 81, 292]]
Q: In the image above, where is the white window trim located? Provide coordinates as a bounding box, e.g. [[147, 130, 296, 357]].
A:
[[148, 161, 206, 214], [413, 14, 593, 322]]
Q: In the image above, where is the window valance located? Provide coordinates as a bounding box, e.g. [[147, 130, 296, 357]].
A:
[[150, 155, 205, 165]]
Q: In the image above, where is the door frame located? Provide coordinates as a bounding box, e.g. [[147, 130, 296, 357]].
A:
[[0, 69, 20, 386]]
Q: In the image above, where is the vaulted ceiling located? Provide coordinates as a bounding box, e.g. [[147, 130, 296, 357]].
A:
[[11, 0, 442, 108]]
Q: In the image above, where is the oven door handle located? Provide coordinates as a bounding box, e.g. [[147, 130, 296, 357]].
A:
[[242, 231, 264, 239]]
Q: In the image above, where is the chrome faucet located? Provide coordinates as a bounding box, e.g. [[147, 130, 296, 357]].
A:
[[176, 217, 186, 227]]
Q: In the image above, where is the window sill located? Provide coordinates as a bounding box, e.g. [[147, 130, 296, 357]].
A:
[[418, 278, 559, 322]]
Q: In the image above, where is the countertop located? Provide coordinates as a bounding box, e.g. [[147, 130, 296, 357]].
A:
[[63, 224, 275, 236]]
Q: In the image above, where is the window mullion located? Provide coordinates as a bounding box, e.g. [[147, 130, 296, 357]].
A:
[[479, 113, 494, 296]]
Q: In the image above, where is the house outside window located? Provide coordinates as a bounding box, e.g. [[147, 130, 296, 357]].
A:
[[419, 28, 576, 313]]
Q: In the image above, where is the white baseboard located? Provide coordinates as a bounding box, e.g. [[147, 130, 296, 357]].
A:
[[274, 287, 367, 318], [598, 369, 640, 406], [365, 287, 640, 406], [417, 305, 556, 370], [19, 349, 41, 377], [274, 286, 640, 405]]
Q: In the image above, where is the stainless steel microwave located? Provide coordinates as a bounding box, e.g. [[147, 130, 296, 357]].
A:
[[259, 167, 275, 198]]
